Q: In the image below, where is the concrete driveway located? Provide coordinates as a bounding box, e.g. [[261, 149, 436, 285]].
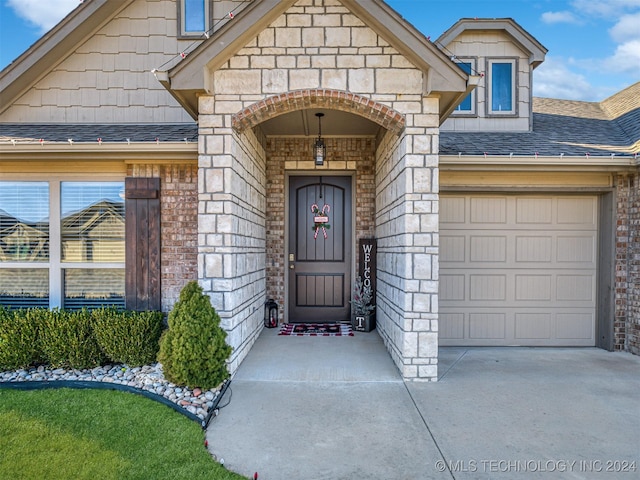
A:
[[206, 328, 640, 479]]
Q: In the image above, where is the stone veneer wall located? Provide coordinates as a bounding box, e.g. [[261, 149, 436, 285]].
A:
[[615, 173, 640, 355], [375, 102, 440, 381], [197, 102, 268, 374], [264, 136, 376, 317], [128, 163, 198, 312]]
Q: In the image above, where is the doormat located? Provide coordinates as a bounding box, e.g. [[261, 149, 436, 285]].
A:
[[278, 323, 354, 336]]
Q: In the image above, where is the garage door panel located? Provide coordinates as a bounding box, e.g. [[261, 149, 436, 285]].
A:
[[516, 198, 553, 224], [441, 196, 466, 223], [471, 197, 507, 224], [440, 274, 465, 301], [470, 236, 507, 262], [440, 194, 597, 347], [516, 236, 553, 262], [440, 235, 465, 262], [515, 275, 552, 301], [470, 274, 506, 301], [556, 275, 595, 302], [440, 313, 465, 340], [469, 313, 506, 339], [515, 313, 552, 340], [557, 197, 597, 224], [556, 313, 594, 340], [557, 235, 596, 264]]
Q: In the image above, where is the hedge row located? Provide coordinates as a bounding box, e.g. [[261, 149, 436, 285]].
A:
[[0, 307, 164, 371]]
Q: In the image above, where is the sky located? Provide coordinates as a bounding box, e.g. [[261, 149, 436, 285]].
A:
[[0, 0, 639, 102]]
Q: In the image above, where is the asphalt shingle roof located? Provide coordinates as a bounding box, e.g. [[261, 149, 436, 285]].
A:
[[0, 84, 637, 158], [441, 83, 640, 157], [0, 123, 198, 143]]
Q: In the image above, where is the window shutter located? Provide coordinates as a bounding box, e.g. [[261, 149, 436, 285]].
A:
[[125, 178, 161, 311]]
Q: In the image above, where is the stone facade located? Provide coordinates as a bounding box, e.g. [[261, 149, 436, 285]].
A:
[[615, 173, 640, 355], [196, 0, 442, 380]]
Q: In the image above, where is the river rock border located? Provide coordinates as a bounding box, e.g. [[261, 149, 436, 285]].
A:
[[0, 363, 228, 427]]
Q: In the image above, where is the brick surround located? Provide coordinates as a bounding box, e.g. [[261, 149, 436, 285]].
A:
[[264, 136, 376, 315], [128, 164, 198, 312]]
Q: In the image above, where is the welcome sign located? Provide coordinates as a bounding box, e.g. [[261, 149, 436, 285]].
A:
[[358, 238, 376, 306]]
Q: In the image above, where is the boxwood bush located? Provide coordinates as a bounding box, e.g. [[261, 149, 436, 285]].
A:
[[92, 308, 163, 367], [0, 307, 44, 370], [0, 307, 164, 371], [39, 308, 106, 369]]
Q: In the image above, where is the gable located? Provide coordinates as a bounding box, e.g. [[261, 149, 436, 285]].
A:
[[437, 18, 547, 68], [162, 0, 472, 120], [0, 0, 195, 123]]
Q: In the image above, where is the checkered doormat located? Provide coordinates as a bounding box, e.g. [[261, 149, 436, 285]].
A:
[[278, 323, 354, 336]]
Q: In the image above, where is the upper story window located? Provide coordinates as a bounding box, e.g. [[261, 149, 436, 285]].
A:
[[453, 59, 476, 115], [488, 59, 517, 115], [179, 0, 211, 37]]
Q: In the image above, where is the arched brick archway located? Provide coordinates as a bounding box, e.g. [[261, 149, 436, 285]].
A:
[[231, 89, 405, 135]]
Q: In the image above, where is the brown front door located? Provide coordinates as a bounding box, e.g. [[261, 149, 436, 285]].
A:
[[288, 176, 352, 323]]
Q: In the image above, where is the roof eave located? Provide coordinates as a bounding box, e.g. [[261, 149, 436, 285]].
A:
[[0, 142, 198, 162], [440, 154, 639, 172]]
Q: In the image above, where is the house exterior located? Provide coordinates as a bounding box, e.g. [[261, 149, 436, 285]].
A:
[[0, 0, 638, 381]]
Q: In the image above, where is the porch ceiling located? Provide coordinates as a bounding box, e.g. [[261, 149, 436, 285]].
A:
[[259, 109, 381, 137]]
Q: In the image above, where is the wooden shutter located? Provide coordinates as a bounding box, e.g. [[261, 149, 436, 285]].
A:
[[125, 178, 161, 311]]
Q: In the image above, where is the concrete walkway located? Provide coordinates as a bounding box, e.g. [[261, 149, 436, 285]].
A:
[[206, 328, 640, 479]]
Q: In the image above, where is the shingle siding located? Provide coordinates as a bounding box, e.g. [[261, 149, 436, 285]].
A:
[[1, 0, 195, 123]]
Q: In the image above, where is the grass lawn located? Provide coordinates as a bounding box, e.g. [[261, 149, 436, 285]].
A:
[[0, 388, 246, 480]]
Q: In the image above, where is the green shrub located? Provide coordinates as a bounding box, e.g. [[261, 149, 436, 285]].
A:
[[158, 281, 231, 390], [39, 309, 106, 369], [93, 308, 164, 367], [0, 308, 43, 370]]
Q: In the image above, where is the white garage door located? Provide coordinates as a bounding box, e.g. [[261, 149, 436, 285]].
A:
[[439, 194, 598, 346]]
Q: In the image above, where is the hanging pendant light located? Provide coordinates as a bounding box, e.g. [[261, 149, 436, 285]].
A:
[[314, 112, 326, 166]]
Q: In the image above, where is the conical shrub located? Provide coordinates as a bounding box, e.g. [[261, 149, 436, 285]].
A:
[[158, 281, 231, 390]]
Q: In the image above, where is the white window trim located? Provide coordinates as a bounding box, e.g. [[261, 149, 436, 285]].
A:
[[0, 177, 125, 309], [178, 0, 211, 39], [452, 57, 477, 117], [487, 58, 518, 116]]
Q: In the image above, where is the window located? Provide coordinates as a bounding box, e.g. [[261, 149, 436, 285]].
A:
[[179, 0, 210, 37], [488, 59, 516, 114], [453, 60, 476, 115], [0, 181, 125, 309]]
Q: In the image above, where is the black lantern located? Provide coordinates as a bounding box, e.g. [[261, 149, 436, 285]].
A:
[[264, 299, 278, 328], [314, 112, 325, 166]]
